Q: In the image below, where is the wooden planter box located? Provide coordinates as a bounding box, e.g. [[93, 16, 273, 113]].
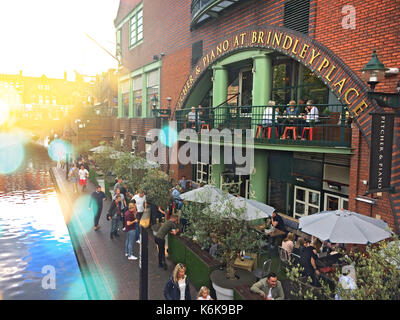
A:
[[168, 234, 223, 291]]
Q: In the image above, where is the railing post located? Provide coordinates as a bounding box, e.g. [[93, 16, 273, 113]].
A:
[[339, 105, 346, 146], [271, 107, 276, 140]]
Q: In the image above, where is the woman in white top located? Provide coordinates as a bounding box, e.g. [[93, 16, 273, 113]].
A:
[[164, 263, 192, 300]]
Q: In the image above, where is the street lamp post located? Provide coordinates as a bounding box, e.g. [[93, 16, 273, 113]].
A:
[[361, 50, 388, 92]]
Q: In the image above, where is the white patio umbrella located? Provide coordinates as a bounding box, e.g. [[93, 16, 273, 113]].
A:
[[181, 184, 275, 221], [216, 196, 275, 221], [89, 145, 114, 153], [180, 184, 227, 203], [299, 210, 393, 244]]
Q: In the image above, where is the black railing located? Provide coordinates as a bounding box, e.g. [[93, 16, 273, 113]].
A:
[[175, 104, 352, 148]]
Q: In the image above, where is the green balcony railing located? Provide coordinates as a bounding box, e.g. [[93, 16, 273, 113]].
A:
[[175, 104, 352, 148]]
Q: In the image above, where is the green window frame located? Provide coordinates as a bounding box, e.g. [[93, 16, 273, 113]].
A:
[[129, 9, 143, 47]]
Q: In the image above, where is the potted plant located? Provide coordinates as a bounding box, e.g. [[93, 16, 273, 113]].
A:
[[182, 192, 263, 299]]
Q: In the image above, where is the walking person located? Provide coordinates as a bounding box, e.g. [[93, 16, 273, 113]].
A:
[[154, 215, 179, 270], [113, 178, 123, 196], [68, 162, 79, 194], [113, 188, 127, 231], [89, 185, 106, 231], [124, 202, 139, 260], [133, 190, 147, 244], [78, 164, 89, 193], [107, 194, 122, 239], [164, 263, 192, 300]]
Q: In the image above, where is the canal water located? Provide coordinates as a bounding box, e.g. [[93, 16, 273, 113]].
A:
[[0, 142, 88, 300]]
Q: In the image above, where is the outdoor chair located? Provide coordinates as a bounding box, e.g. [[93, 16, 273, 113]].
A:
[[282, 126, 298, 140], [253, 259, 272, 280], [277, 246, 291, 273]]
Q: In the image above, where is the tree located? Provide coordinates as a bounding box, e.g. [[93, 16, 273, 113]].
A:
[[74, 140, 92, 158], [182, 192, 263, 280], [91, 147, 116, 181], [286, 235, 400, 300], [139, 169, 172, 209]]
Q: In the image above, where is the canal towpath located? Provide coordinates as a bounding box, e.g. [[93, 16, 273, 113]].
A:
[[50, 166, 197, 300]]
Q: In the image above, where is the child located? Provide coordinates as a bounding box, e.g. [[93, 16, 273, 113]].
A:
[[197, 286, 213, 300]]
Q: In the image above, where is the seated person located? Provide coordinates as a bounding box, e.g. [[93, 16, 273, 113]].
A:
[[282, 100, 300, 139], [284, 100, 299, 116], [261, 100, 276, 128], [267, 211, 285, 232], [178, 175, 188, 191], [250, 272, 285, 300], [304, 100, 319, 123], [301, 100, 319, 139], [281, 232, 295, 255], [186, 106, 199, 129]]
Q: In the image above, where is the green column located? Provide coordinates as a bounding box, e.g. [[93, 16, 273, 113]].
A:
[[252, 53, 272, 132], [118, 82, 123, 118], [129, 78, 134, 118], [211, 147, 224, 189], [249, 150, 268, 203], [212, 65, 228, 128]]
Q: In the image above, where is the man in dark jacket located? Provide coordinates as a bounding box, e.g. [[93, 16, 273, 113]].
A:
[[154, 215, 179, 270], [107, 194, 122, 239], [89, 185, 106, 231]]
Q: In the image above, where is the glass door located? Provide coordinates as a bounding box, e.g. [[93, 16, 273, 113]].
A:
[[293, 186, 320, 219], [324, 193, 348, 211]]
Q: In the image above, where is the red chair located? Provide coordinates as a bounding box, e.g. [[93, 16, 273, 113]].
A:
[[256, 125, 278, 139], [200, 124, 210, 133], [282, 126, 298, 140], [301, 127, 314, 140]]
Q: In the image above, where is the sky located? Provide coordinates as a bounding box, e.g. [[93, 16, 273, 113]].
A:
[[0, 0, 120, 81]]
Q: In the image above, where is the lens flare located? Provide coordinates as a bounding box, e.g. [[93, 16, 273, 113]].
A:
[[47, 139, 73, 162], [0, 100, 10, 126], [69, 194, 97, 237], [0, 133, 25, 174], [159, 125, 178, 148], [65, 264, 118, 300]]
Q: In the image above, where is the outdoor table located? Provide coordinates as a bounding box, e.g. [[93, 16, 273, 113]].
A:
[[251, 225, 286, 238], [234, 253, 258, 272], [317, 253, 342, 268]]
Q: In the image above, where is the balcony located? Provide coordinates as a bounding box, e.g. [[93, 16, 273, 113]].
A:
[[191, 0, 242, 29], [175, 104, 352, 151]]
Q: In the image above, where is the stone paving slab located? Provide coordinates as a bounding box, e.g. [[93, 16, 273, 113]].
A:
[[51, 167, 197, 300]]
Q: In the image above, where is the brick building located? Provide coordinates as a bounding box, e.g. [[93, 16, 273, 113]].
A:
[[114, 0, 400, 233]]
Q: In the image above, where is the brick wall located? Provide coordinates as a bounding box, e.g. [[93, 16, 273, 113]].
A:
[[315, 0, 400, 93]]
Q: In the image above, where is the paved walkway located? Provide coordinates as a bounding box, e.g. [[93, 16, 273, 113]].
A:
[[51, 167, 197, 300]]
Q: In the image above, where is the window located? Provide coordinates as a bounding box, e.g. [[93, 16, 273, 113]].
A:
[[196, 162, 211, 184], [146, 70, 159, 116], [293, 186, 320, 219], [121, 80, 130, 117], [284, 0, 310, 35], [133, 76, 142, 117], [191, 40, 203, 68], [130, 8, 143, 47], [116, 29, 122, 61], [324, 193, 348, 211]]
